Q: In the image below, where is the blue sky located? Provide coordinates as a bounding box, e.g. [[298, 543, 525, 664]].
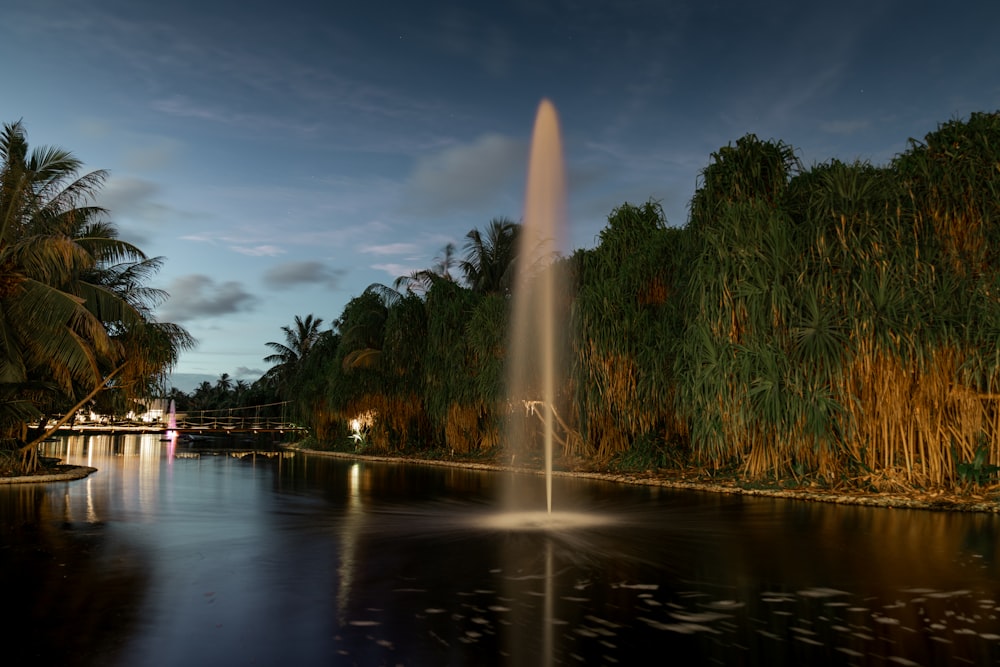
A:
[[3, 0, 999, 391]]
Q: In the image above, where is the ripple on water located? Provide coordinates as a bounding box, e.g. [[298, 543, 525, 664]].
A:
[[474, 510, 613, 531]]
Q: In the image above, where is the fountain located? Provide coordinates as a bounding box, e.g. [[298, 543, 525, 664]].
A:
[[495, 99, 609, 532], [165, 399, 178, 460], [505, 99, 565, 513], [160, 399, 178, 444], [167, 399, 177, 435]]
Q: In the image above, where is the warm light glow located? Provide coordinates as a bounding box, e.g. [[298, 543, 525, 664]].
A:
[[349, 411, 376, 444]]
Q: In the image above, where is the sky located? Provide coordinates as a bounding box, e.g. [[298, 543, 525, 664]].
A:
[[3, 0, 999, 392]]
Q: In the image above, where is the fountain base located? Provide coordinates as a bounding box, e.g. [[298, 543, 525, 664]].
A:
[[477, 510, 610, 532]]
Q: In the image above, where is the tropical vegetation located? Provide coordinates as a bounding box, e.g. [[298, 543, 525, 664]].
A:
[[254, 111, 1000, 494], [25, 111, 997, 495], [0, 121, 194, 474]]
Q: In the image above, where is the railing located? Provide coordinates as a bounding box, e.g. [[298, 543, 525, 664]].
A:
[[174, 415, 304, 432], [173, 401, 303, 432], [60, 401, 308, 434]]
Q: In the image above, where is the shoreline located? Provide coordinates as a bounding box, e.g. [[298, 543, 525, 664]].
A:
[[292, 446, 1000, 514], [4, 447, 998, 514], [0, 464, 97, 484]]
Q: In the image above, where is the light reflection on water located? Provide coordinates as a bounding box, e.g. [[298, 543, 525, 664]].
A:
[[0, 434, 997, 665]]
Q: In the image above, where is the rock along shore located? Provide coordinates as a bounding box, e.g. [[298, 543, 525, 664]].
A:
[[291, 445, 1000, 514]]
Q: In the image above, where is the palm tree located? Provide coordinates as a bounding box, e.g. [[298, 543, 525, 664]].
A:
[[459, 217, 520, 295], [233, 379, 249, 405], [0, 121, 115, 397], [215, 373, 233, 393], [0, 120, 193, 471], [262, 314, 324, 397], [189, 381, 215, 412], [393, 242, 457, 295]]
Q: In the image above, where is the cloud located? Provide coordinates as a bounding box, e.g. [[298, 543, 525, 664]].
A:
[[372, 262, 419, 281], [179, 232, 217, 243], [262, 260, 344, 290], [405, 133, 526, 215], [819, 119, 872, 136], [178, 230, 286, 257], [99, 176, 162, 215], [149, 93, 322, 135], [359, 242, 422, 256], [158, 274, 256, 322], [234, 366, 265, 379], [96, 176, 179, 245], [232, 245, 286, 257], [150, 95, 231, 123], [122, 138, 180, 171]]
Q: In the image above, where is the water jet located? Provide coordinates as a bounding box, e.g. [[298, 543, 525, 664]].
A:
[[506, 99, 567, 517]]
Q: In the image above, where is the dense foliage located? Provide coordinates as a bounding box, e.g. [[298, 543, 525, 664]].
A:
[[252, 111, 1000, 491]]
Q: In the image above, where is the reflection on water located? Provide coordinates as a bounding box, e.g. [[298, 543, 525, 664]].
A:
[[0, 434, 997, 665]]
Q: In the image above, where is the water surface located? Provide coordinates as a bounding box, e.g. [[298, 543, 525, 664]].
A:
[[1, 434, 998, 665]]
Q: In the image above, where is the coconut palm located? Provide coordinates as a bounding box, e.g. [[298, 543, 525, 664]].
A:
[[0, 120, 193, 471], [459, 217, 520, 295], [262, 314, 324, 397], [393, 242, 457, 295], [215, 373, 233, 393], [0, 121, 117, 397]]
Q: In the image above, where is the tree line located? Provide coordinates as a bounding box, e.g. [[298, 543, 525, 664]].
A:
[[6, 111, 999, 492], [268, 111, 1000, 492]]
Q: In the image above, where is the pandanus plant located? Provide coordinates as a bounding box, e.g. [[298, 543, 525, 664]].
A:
[[676, 114, 1000, 488], [570, 201, 686, 461]]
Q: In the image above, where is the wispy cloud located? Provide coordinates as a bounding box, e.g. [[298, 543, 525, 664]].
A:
[[97, 175, 182, 245], [359, 242, 422, 256], [150, 93, 325, 136], [150, 96, 229, 122], [232, 245, 286, 257], [178, 229, 287, 257], [819, 119, 872, 136], [371, 262, 418, 281], [122, 136, 181, 170], [404, 133, 526, 216], [234, 366, 265, 379], [263, 260, 345, 290], [98, 176, 162, 214], [158, 274, 257, 322]]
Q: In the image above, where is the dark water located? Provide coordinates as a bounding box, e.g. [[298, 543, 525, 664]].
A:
[[1, 434, 998, 666]]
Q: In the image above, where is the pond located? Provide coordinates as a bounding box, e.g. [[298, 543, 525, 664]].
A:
[[2, 433, 998, 665]]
